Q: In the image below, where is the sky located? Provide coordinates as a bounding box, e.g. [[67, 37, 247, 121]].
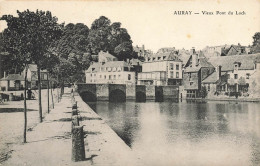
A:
[[0, 0, 259, 52]]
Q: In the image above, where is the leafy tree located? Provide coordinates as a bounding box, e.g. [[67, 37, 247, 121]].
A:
[[51, 23, 92, 84], [252, 32, 260, 53], [88, 16, 135, 60], [1, 10, 63, 123], [52, 23, 89, 59], [114, 41, 133, 61], [88, 16, 111, 54]]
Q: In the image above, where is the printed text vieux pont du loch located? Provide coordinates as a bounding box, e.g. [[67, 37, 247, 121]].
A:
[[173, 11, 246, 15]]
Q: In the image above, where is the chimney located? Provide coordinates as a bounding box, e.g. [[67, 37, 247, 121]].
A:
[[142, 45, 145, 56], [192, 54, 198, 67], [191, 47, 197, 67], [190, 47, 195, 54], [216, 65, 222, 80]]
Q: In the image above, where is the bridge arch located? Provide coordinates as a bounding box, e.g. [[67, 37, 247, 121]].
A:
[[155, 86, 164, 102], [109, 89, 126, 102], [80, 91, 97, 102]]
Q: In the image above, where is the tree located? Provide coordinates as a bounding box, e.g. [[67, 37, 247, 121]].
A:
[[88, 16, 135, 60], [51, 23, 92, 84], [52, 23, 90, 59], [88, 16, 111, 54], [1, 10, 63, 123], [252, 32, 260, 53], [114, 41, 133, 61]]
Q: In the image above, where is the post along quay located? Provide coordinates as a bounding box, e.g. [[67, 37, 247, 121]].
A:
[[0, 1, 260, 166]]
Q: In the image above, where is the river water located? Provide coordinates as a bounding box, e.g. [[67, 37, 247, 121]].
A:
[[88, 100, 260, 166]]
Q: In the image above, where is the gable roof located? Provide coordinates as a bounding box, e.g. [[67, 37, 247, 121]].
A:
[[208, 53, 260, 71], [99, 51, 117, 59], [202, 72, 218, 83], [0, 74, 24, 81], [28, 64, 37, 71], [27, 64, 48, 72], [184, 55, 214, 72]]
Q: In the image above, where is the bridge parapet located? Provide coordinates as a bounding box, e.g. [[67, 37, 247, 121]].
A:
[[77, 83, 179, 102]]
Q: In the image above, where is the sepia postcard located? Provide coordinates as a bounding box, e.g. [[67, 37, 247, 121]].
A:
[[0, 0, 260, 166]]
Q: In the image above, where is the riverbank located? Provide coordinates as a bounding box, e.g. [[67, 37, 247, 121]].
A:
[[184, 96, 260, 102], [1, 89, 140, 166]]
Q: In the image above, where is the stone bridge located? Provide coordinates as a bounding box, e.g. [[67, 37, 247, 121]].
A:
[[77, 83, 179, 102]]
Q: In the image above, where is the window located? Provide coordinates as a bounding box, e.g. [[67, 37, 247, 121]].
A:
[[92, 68, 95, 71], [109, 75, 111, 80], [118, 75, 121, 79], [170, 63, 174, 70], [176, 64, 179, 70], [190, 82, 193, 86], [176, 72, 179, 78], [246, 73, 250, 79], [158, 57, 161, 60], [234, 74, 238, 79], [94, 74, 96, 77], [124, 67, 129, 71], [104, 75, 106, 79], [117, 67, 121, 72], [128, 74, 131, 80], [208, 84, 210, 91], [170, 71, 173, 78], [234, 64, 238, 70], [114, 75, 116, 79], [189, 73, 191, 81], [90, 74, 92, 77]]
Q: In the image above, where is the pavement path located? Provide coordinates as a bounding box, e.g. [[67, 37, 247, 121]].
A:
[[2, 89, 141, 166]]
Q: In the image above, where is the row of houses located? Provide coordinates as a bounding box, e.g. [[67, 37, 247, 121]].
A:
[[86, 49, 260, 98], [0, 64, 49, 91]]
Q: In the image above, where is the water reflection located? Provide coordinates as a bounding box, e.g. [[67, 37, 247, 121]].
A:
[[88, 100, 260, 166]]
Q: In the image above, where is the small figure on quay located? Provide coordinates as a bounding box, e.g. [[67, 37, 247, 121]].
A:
[[27, 88, 32, 100]]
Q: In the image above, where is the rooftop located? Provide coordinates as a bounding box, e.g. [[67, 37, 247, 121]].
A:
[[208, 53, 260, 71], [0, 74, 24, 81]]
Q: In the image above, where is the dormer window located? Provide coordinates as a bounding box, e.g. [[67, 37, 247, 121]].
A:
[[158, 57, 161, 61], [163, 56, 166, 60], [234, 62, 241, 70], [234, 64, 238, 70]]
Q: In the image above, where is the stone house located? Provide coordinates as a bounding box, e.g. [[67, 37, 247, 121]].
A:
[[206, 53, 260, 97], [0, 74, 25, 91], [183, 48, 215, 98], [23, 64, 49, 89]]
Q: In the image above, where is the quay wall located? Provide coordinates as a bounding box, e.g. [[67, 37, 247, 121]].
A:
[[74, 93, 140, 165]]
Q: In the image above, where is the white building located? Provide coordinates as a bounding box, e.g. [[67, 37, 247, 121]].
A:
[[138, 52, 183, 86], [85, 51, 137, 85]]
